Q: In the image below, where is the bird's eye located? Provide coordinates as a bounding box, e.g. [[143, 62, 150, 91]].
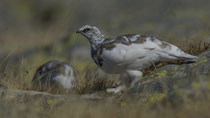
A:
[[83, 28, 91, 33]]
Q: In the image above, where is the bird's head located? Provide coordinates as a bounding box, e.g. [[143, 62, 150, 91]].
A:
[[76, 25, 105, 45]]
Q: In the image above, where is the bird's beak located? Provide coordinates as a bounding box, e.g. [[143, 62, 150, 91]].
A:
[[76, 30, 81, 33]]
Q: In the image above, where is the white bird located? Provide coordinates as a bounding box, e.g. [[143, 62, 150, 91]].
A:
[[76, 25, 197, 93], [32, 60, 77, 90]]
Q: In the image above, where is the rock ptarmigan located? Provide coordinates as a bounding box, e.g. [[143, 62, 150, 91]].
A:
[[32, 60, 77, 90], [76, 25, 197, 93]]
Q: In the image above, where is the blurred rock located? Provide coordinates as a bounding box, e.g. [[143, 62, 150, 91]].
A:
[[129, 50, 210, 103]]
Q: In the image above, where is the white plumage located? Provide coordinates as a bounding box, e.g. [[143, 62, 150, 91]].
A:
[[77, 25, 197, 93]]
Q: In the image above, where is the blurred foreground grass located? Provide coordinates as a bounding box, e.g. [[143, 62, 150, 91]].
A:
[[0, 90, 210, 118]]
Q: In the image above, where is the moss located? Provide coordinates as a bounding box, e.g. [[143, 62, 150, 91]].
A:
[[176, 89, 183, 96], [171, 72, 176, 75], [181, 67, 185, 70], [142, 93, 165, 105], [53, 44, 65, 53], [158, 70, 167, 76], [38, 106, 44, 111], [150, 74, 155, 78], [193, 58, 197, 61], [192, 82, 200, 89], [207, 82, 210, 90], [150, 70, 168, 77], [120, 102, 127, 107], [47, 99, 54, 105], [193, 59, 207, 66], [149, 70, 167, 78]]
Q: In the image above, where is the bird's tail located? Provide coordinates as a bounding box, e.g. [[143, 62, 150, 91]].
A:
[[180, 53, 198, 59], [161, 41, 198, 60]]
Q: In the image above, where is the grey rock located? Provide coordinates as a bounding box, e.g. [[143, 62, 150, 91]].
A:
[[129, 50, 210, 97]]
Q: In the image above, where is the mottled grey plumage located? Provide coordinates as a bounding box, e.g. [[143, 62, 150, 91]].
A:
[[77, 25, 198, 93], [32, 60, 77, 90]]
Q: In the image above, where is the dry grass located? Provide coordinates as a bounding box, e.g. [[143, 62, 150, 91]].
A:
[[183, 41, 210, 55], [76, 69, 116, 94]]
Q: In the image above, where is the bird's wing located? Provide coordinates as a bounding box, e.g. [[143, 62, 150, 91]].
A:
[[101, 34, 158, 65], [101, 34, 197, 66]]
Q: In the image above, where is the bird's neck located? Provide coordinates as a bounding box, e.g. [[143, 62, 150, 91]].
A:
[[89, 36, 105, 50]]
